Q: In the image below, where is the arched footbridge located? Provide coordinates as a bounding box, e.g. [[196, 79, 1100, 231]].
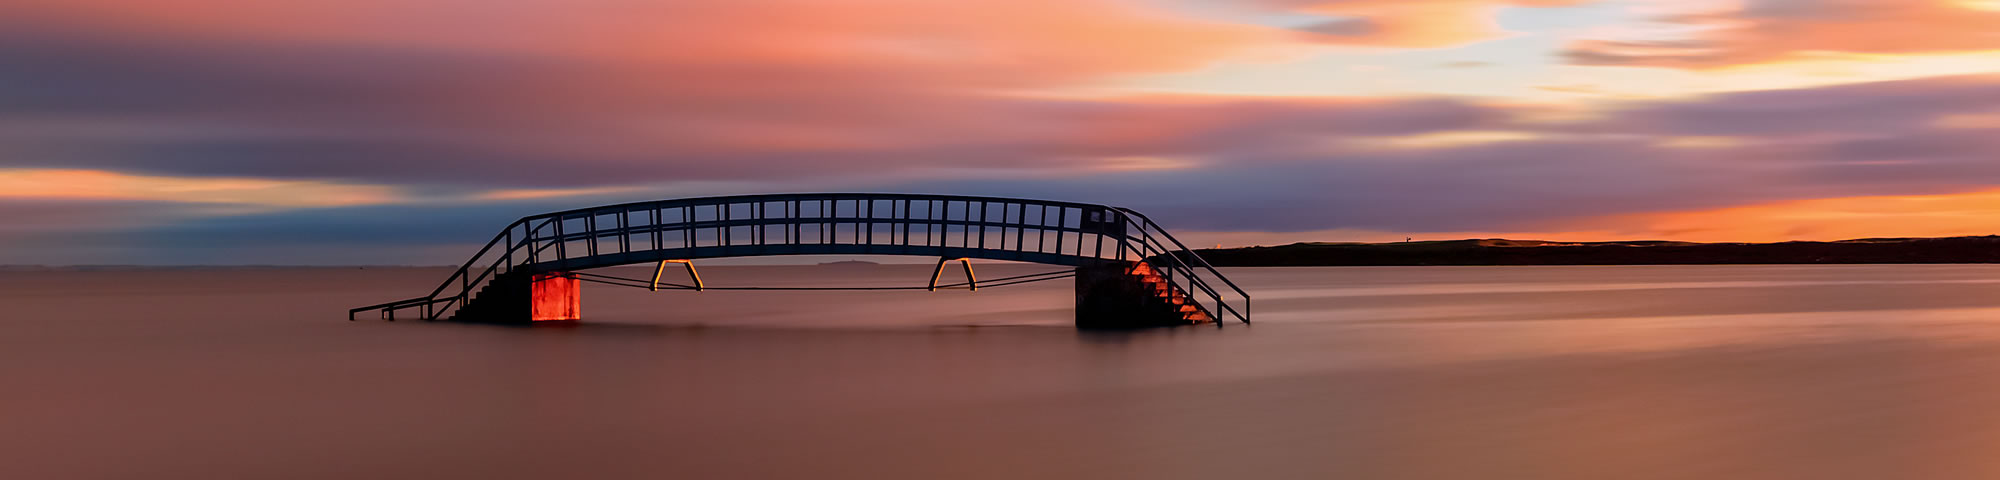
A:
[[351, 193, 1249, 328]]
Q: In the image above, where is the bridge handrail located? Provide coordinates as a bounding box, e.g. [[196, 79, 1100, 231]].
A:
[[512, 193, 1115, 226], [346, 216, 528, 320], [1114, 208, 1248, 294], [1114, 239, 1226, 321], [345, 296, 451, 320], [1109, 213, 1246, 324], [1112, 208, 1250, 321]]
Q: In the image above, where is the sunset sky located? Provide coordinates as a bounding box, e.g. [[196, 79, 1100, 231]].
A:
[[8, 0, 2000, 264]]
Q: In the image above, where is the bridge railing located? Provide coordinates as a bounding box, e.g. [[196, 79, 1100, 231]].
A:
[[351, 193, 1248, 324], [1110, 208, 1250, 324]]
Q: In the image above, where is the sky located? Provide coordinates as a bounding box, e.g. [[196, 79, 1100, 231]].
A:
[[7, 0, 2000, 264]]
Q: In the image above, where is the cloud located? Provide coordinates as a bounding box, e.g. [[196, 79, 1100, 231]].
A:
[[0, 21, 1504, 188], [893, 74, 2000, 238], [1590, 73, 2000, 136], [0, 196, 626, 265], [0, 169, 397, 208], [9, 0, 2000, 262], [1263, 0, 1596, 47], [0, 199, 223, 234], [19, 67, 2000, 257], [2, 0, 1266, 87], [17, 67, 2000, 262], [1565, 0, 2000, 68], [1592, 187, 2000, 242], [0, 0, 1282, 187]]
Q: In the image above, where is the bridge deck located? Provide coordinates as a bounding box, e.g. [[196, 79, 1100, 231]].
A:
[[351, 193, 1249, 325]]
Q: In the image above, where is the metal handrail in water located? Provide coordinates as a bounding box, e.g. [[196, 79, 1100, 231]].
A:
[[1117, 209, 1248, 294], [1106, 209, 1247, 324]]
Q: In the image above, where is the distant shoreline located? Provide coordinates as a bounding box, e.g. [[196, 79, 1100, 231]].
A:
[[0, 265, 455, 271], [1190, 236, 2000, 267], [20, 236, 2000, 270]]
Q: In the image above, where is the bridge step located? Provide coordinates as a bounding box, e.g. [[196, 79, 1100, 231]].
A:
[[1075, 261, 1215, 328], [1131, 265, 1215, 324]]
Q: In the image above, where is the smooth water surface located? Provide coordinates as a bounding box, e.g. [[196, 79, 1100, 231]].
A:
[[9, 264, 2000, 479]]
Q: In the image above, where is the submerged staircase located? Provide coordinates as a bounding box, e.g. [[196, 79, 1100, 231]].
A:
[[1075, 260, 1219, 328], [446, 271, 516, 323], [1128, 262, 1214, 325], [444, 270, 581, 324]]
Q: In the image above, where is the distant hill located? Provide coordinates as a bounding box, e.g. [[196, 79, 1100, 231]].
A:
[[1189, 236, 2000, 266], [816, 260, 882, 266]]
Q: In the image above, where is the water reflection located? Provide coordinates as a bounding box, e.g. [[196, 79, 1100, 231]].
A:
[[9, 264, 2000, 478]]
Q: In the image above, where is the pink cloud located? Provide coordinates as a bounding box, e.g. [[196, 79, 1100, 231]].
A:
[[1566, 0, 2000, 68], [4, 0, 1269, 87], [1271, 0, 1595, 47]]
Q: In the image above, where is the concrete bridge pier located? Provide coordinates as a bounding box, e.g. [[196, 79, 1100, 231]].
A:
[[1075, 261, 1215, 329]]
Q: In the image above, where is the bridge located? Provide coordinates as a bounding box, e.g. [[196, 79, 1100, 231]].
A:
[[350, 193, 1249, 328]]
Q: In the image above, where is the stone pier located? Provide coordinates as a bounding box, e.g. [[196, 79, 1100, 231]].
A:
[[1075, 261, 1214, 329], [449, 271, 580, 324]]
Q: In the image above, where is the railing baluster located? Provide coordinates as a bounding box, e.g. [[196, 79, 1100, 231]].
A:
[[585, 212, 598, 257], [1054, 207, 1067, 256], [1074, 210, 1084, 256], [1012, 203, 1024, 253], [1036, 205, 1047, 253]]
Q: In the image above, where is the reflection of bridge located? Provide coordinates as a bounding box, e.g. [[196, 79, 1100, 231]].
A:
[[351, 193, 1248, 328]]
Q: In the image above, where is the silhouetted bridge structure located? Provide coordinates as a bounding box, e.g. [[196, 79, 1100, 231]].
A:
[[352, 193, 1248, 328]]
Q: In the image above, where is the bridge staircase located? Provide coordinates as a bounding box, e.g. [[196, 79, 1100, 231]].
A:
[[1128, 262, 1214, 324], [442, 270, 574, 323]]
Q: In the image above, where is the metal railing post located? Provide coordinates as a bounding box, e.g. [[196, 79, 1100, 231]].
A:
[[554, 216, 567, 262]]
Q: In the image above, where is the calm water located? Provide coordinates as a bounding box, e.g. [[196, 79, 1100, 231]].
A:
[[10, 264, 2000, 479]]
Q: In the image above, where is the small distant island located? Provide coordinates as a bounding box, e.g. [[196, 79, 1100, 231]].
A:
[[1192, 236, 2000, 266], [817, 260, 881, 266]]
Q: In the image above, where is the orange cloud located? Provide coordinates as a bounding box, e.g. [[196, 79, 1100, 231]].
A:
[[0, 0, 1296, 186], [1599, 188, 2000, 242], [1568, 0, 2000, 68], [1206, 187, 2000, 246], [1284, 0, 1595, 48], [0, 169, 397, 208], [3, 0, 1268, 88]]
